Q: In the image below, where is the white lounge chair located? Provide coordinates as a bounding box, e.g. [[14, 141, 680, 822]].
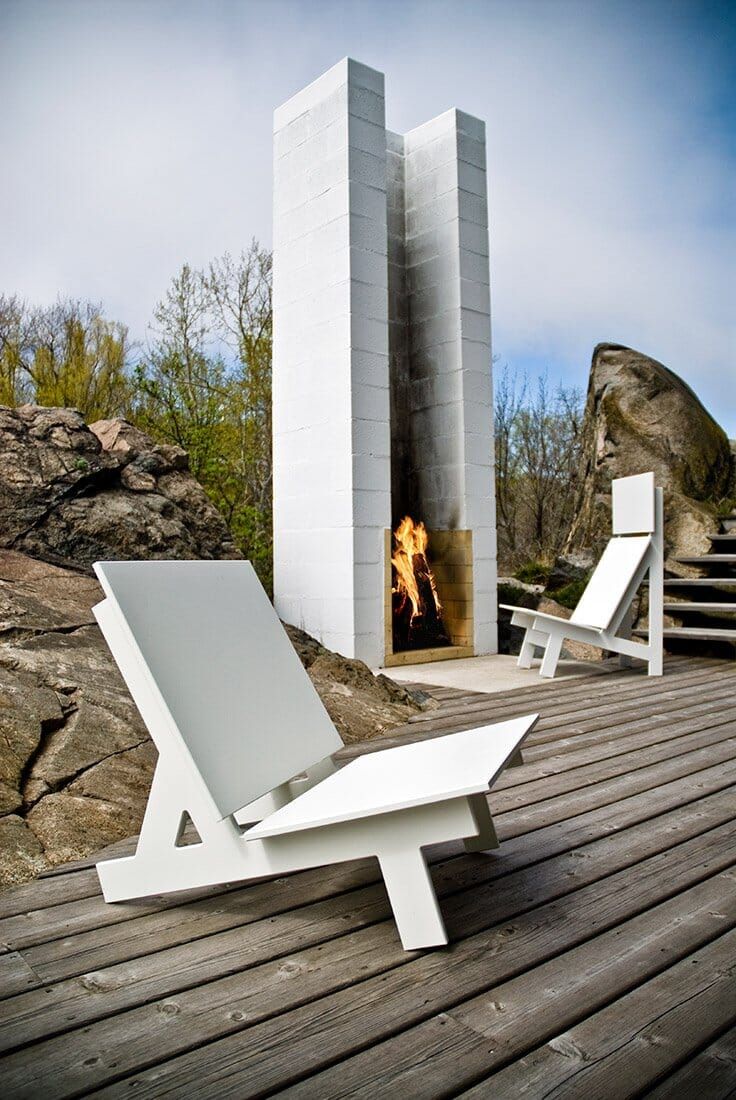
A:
[[92, 560, 537, 950], [500, 472, 664, 679]]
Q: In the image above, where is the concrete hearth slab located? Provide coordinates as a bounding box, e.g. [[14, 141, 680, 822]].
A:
[[378, 653, 621, 694]]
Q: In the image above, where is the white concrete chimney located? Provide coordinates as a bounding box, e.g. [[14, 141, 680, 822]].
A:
[[272, 59, 497, 667]]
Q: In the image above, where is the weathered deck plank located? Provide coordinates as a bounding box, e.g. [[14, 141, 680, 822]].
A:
[[81, 822, 736, 1099], [2, 781, 734, 1054], [278, 870, 736, 1098], [2, 752, 732, 1001], [2, 695, 730, 959], [644, 1023, 736, 1099], [0, 655, 734, 1099], [458, 929, 736, 1098]]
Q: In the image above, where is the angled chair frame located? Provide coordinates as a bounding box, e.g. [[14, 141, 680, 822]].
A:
[[501, 472, 664, 679], [93, 561, 536, 951]]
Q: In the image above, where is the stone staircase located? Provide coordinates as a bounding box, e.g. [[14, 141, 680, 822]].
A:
[[659, 511, 736, 656]]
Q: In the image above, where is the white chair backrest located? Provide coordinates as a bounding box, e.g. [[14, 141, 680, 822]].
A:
[[612, 472, 656, 535], [570, 535, 651, 630], [94, 560, 343, 819]]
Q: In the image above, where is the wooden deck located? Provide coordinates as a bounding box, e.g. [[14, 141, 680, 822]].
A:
[[1, 654, 735, 1098]]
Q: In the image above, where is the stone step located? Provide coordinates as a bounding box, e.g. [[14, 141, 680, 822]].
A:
[[664, 627, 736, 643], [709, 532, 736, 541], [663, 602, 736, 614], [722, 518, 736, 532], [663, 578, 736, 587], [635, 626, 736, 643], [675, 554, 736, 565]]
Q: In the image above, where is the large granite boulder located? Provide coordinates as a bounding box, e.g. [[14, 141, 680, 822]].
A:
[[566, 345, 734, 564], [0, 551, 427, 889], [0, 406, 241, 565]]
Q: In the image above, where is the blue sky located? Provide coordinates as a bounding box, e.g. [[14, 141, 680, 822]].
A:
[[1, 0, 734, 431]]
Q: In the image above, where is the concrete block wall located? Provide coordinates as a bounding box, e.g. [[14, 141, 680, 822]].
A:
[[273, 60, 497, 663], [402, 109, 497, 654], [273, 58, 391, 666], [386, 129, 412, 522]]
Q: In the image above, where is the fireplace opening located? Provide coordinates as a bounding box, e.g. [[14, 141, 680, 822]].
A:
[[384, 523, 475, 667], [391, 517, 451, 653]]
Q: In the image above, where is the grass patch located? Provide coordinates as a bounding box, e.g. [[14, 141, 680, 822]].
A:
[[548, 578, 588, 610], [513, 560, 551, 586]]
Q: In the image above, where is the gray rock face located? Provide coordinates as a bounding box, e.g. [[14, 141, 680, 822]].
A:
[[284, 624, 435, 745], [0, 551, 153, 886], [545, 554, 593, 592], [0, 406, 241, 565], [566, 345, 734, 563]]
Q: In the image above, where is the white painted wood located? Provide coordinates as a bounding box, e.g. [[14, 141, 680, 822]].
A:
[[245, 716, 537, 838], [500, 475, 664, 679], [612, 471, 656, 535], [618, 604, 635, 668], [571, 536, 651, 630], [647, 487, 665, 676], [463, 793, 500, 853], [94, 561, 343, 818], [378, 848, 448, 949], [540, 633, 564, 678], [517, 629, 537, 669], [92, 560, 535, 950]]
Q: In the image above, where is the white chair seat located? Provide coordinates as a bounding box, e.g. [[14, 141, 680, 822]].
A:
[[499, 605, 603, 634], [247, 717, 535, 838]]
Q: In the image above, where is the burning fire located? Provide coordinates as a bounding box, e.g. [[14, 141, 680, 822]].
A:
[[392, 517, 441, 622], [391, 517, 449, 650]]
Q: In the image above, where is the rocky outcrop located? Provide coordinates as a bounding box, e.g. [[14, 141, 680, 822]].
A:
[[0, 406, 241, 565], [0, 551, 428, 889], [566, 345, 734, 564], [285, 624, 433, 744], [0, 551, 153, 886], [0, 408, 434, 889]]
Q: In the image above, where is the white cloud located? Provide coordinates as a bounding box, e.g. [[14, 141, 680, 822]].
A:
[[1, 0, 734, 429]]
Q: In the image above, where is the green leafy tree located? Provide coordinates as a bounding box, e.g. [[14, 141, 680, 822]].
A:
[[3, 243, 274, 584], [0, 295, 33, 406], [134, 243, 273, 586], [133, 263, 228, 482], [0, 295, 131, 420]]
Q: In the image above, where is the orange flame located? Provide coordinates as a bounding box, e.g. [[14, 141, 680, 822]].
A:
[[391, 516, 443, 623]]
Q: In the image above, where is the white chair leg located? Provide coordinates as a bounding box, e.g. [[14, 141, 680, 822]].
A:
[[518, 629, 535, 669], [378, 848, 448, 950], [540, 634, 563, 678], [648, 646, 663, 677], [464, 793, 499, 853], [647, 486, 665, 678], [618, 606, 634, 668]]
